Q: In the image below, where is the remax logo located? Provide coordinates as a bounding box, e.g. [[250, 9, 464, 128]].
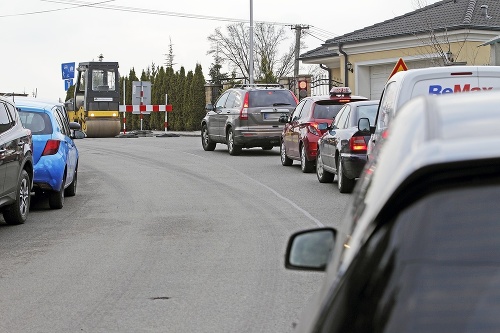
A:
[[429, 84, 493, 94]]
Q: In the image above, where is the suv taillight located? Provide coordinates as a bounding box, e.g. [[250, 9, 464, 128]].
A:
[[240, 92, 249, 120], [42, 140, 60, 156], [349, 136, 367, 152]]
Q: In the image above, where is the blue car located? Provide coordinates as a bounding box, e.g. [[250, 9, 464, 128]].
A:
[[15, 98, 80, 209]]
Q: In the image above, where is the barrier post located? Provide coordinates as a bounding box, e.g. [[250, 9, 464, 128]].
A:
[[165, 94, 168, 132]]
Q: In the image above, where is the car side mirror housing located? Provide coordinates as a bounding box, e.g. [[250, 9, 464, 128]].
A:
[[69, 121, 81, 130], [205, 104, 214, 111], [358, 118, 371, 133], [285, 228, 336, 272], [72, 130, 86, 139]]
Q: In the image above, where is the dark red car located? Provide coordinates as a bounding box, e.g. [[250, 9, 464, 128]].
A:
[[279, 87, 367, 172]]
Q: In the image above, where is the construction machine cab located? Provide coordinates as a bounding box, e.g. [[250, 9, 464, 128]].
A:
[[69, 61, 121, 137]]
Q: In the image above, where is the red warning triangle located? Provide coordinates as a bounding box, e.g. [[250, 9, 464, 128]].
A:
[[388, 58, 408, 80]]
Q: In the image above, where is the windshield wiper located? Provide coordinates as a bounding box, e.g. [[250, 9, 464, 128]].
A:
[[273, 103, 291, 106]]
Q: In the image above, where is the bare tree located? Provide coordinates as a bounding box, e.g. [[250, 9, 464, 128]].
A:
[[207, 22, 296, 82]]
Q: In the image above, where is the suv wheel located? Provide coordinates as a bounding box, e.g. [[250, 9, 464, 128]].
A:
[[316, 150, 334, 183], [300, 145, 314, 173], [227, 128, 242, 156], [201, 124, 216, 151], [3, 169, 31, 225], [338, 159, 355, 193], [280, 141, 293, 166]]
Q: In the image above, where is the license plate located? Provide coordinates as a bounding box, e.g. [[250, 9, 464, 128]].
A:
[[263, 112, 281, 120]]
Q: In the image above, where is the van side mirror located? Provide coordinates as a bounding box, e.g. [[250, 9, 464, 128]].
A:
[[285, 228, 336, 272]]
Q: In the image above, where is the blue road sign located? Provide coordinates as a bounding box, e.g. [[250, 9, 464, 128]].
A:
[[64, 79, 74, 91], [61, 62, 75, 80]]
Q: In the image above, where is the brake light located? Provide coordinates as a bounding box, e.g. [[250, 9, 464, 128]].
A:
[[42, 140, 60, 156], [307, 122, 321, 136], [291, 91, 299, 104], [349, 136, 367, 151], [240, 92, 249, 120]]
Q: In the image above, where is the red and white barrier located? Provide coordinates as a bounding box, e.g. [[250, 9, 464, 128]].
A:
[[119, 104, 173, 133]]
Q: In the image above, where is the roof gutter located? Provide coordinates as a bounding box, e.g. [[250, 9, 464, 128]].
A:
[[338, 43, 349, 87]]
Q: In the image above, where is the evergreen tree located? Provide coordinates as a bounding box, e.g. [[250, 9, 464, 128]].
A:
[[183, 70, 194, 130], [190, 63, 207, 131]]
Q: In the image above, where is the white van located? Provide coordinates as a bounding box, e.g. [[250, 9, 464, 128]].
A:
[[368, 66, 500, 158]]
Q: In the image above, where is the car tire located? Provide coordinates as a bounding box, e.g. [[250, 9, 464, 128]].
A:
[[3, 169, 31, 225], [316, 150, 334, 183], [201, 124, 216, 151], [64, 167, 77, 197], [227, 128, 242, 156], [49, 177, 65, 209], [280, 141, 293, 166], [338, 159, 355, 193], [300, 145, 314, 173]]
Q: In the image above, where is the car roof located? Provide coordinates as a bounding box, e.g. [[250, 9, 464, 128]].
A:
[[306, 94, 368, 102], [339, 90, 500, 270], [343, 100, 379, 106], [12, 97, 63, 112]]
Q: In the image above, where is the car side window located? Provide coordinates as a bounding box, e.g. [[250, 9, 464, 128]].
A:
[[225, 91, 237, 108], [215, 92, 230, 110], [0, 102, 14, 134], [376, 82, 397, 131], [290, 99, 306, 121], [299, 99, 314, 121], [53, 109, 67, 135], [6, 103, 18, 126], [233, 92, 242, 108], [336, 105, 351, 129], [58, 107, 71, 135]]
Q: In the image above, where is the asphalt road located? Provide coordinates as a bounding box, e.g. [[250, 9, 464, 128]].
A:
[[0, 136, 351, 333]]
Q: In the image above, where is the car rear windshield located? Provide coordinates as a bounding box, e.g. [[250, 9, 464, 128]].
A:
[[313, 103, 344, 119], [248, 90, 296, 108], [18, 111, 53, 135]]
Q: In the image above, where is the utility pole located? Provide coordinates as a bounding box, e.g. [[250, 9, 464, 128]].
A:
[[291, 25, 309, 78], [249, 0, 254, 84]]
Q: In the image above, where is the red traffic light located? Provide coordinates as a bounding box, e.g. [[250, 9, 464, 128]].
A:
[[298, 80, 308, 99]]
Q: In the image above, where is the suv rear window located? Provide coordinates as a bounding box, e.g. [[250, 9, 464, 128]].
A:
[[248, 90, 297, 108]]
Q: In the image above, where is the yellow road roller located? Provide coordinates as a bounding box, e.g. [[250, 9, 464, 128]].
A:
[[67, 61, 121, 137]]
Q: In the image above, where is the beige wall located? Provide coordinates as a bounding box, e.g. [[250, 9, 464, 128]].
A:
[[336, 41, 493, 94]]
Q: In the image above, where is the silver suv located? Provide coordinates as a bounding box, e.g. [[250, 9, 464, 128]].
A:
[[201, 84, 298, 155]]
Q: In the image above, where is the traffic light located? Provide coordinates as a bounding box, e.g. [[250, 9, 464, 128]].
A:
[[298, 80, 308, 100]]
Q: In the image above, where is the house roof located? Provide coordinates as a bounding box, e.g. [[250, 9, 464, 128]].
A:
[[301, 0, 500, 60]]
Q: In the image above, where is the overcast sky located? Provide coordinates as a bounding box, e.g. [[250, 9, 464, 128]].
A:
[[1, 0, 439, 101]]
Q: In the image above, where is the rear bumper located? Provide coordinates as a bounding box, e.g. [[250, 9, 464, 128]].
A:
[[33, 155, 65, 191], [233, 128, 283, 147], [341, 153, 368, 179]]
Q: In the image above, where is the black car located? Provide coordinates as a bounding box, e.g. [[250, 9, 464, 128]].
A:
[[315, 100, 378, 193], [0, 97, 33, 225], [285, 91, 500, 333], [201, 84, 297, 155]]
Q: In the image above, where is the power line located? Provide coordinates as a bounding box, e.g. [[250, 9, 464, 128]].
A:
[[0, 0, 115, 18]]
